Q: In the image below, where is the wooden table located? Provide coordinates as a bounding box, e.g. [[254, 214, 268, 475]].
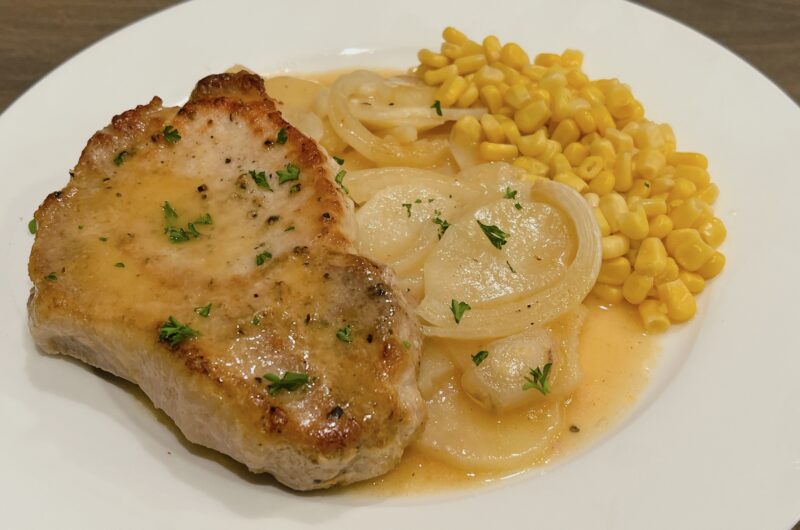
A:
[[0, 0, 798, 112]]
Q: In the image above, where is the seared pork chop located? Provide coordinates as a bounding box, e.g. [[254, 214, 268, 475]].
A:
[[27, 72, 425, 490]]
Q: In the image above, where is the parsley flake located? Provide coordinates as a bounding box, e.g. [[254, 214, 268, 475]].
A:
[[264, 371, 309, 396], [523, 363, 552, 395], [432, 210, 450, 239], [249, 170, 273, 191], [333, 156, 345, 165], [504, 187, 518, 199], [113, 150, 130, 166], [44, 272, 57, 281], [472, 350, 489, 366], [276, 163, 300, 184], [163, 125, 181, 143], [284, 225, 295, 232], [336, 324, 353, 343], [402, 340, 412, 349], [477, 220, 510, 249], [276, 128, 288, 144], [99, 237, 108, 242], [194, 213, 212, 225], [450, 299, 471, 324], [114, 262, 125, 268], [335, 170, 349, 194], [506, 260, 517, 273], [402, 203, 412, 218], [194, 303, 212, 317], [514, 202, 522, 210], [165, 226, 192, 242], [431, 100, 443, 116], [158, 316, 199, 347], [289, 183, 301, 194], [162, 201, 178, 219], [28, 219, 37, 234], [255, 250, 273, 266]]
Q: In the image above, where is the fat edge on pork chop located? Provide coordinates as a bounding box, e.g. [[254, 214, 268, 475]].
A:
[[27, 71, 425, 491]]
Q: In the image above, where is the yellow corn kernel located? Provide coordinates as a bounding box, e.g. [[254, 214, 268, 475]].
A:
[[627, 179, 652, 199], [554, 172, 588, 193], [665, 228, 701, 255], [632, 121, 665, 151], [514, 100, 551, 134], [513, 156, 549, 176], [577, 155, 604, 181], [592, 283, 623, 304], [667, 151, 708, 169], [435, 75, 468, 106], [648, 214, 673, 238], [529, 87, 551, 106], [479, 141, 518, 161], [479, 85, 504, 113], [593, 207, 611, 236], [461, 40, 484, 56], [441, 42, 464, 60], [639, 299, 670, 333], [604, 128, 634, 154], [561, 49, 584, 67], [602, 234, 630, 260], [668, 177, 697, 201], [599, 192, 628, 233], [540, 71, 567, 92], [588, 170, 615, 195], [566, 69, 589, 88], [456, 83, 480, 107], [626, 247, 639, 264], [517, 129, 548, 157], [551, 88, 573, 122], [657, 279, 696, 322], [651, 176, 674, 195], [697, 251, 725, 279], [669, 197, 709, 230], [672, 237, 715, 272], [590, 138, 616, 164], [496, 105, 515, 118], [675, 165, 710, 188], [418, 49, 450, 69], [696, 183, 720, 205], [696, 217, 726, 248], [551, 153, 572, 175], [606, 85, 633, 114], [500, 120, 521, 145], [480, 114, 505, 143], [520, 64, 547, 82], [423, 64, 458, 85], [659, 123, 676, 148], [482, 35, 502, 62], [442, 26, 468, 45], [580, 132, 601, 147], [636, 197, 667, 217], [537, 140, 561, 164], [598, 256, 632, 285], [623, 272, 654, 305], [584, 192, 601, 208], [500, 42, 530, 69], [492, 62, 523, 85], [451, 115, 482, 144], [564, 142, 590, 166], [679, 270, 705, 294], [634, 149, 666, 180], [635, 237, 668, 276], [619, 206, 649, 240], [504, 82, 532, 110], [573, 108, 596, 134], [453, 54, 487, 76], [535, 52, 561, 67], [474, 65, 504, 87], [655, 257, 680, 285], [552, 119, 581, 147], [590, 105, 615, 134], [613, 152, 633, 192]]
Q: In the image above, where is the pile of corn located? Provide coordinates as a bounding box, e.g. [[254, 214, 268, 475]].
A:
[[416, 27, 726, 333]]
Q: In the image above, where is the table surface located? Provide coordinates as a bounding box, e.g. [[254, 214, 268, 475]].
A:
[[0, 0, 798, 112]]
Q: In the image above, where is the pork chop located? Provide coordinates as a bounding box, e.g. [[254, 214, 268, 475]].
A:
[[27, 72, 425, 490]]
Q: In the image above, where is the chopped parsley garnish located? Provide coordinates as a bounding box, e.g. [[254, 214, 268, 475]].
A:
[[506, 260, 517, 273], [158, 316, 199, 347], [267, 215, 280, 225], [162, 201, 178, 219], [194, 213, 212, 225], [255, 250, 273, 266], [276, 128, 288, 145], [504, 187, 518, 199], [194, 303, 212, 317], [165, 226, 192, 242], [284, 225, 295, 232], [402, 340, 412, 349], [335, 170, 349, 194], [264, 371, 309, 396], [252, 313, 262, 325], [472, 350, 489, 366], [414, 198, 422, 203], [450, 299, 471, 324], [402, 203, 412, 217], [28, 219, 37, 234], [523, 363, 552, 395], [99, 237, 108, 242], [431, 100, 443, 116], [186, 223, 201, 238], [249, 170, 272, 190], [432, 210, 450, 239], [333, 156, 345, 165], [289, 183, 301, 194], [78, 225, 84, 230], [114, 262, 125, 268], [113, 150, 130, 166], [514, 202, 522, 210], [336, 324, 353, 343], [276, 163, 300, 184], [163, 125, 181, 143], [44, 272, 57, 281], [477, 220, 509, 249]]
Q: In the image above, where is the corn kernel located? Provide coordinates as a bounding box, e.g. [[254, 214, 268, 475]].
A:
[[667, 151, 708, 169], [482, 36, 502, 62], [552, 119, 581, 147], [593, 207, 611, 236], [635, 197, 666, 217], [651, 176, 674, 195], [561, 49, 584, 67], [623, 272, 654, 304], [479, 114, 504, 143], [554, 172, 588, 193], [665, 228, 700, 255], [635, 237, 668, 276], [443, 26, 468, 45], [580, 132, 600, 147], [461, 40, 483, 56], [598, 256, 632, 285], [566, 69, 589, 88], [535, 53, 561, 67], [626, 247, 639, 264], [592, 283, 623, 304], [588, 170, 615, 195], [614, 152, 633, 192], [584, 192, 601, 208], [551, 153, 572, 175], [424, 64, 458, 85], [514, 100, 551, 134], [628, 179, 652, 199], [696, 183, 720, 205], [579, 85, 605, 106], [604, 128, 634, 154], [648, 214, 673, 238], [672, 237, 715, 272], [441, 42, 464, 60], [675, 165, 710, 188], [479, 141, 518, 161], [696, 216, 726, 248], [517, 129, 548, 157], [657, 279, 696, 322], [697, 251, 725, 279], [492, 62, 522, 85], [537, 140, 561, 164], [418, 49, 450, 69], [590, 105, 615, 134], [590, 138, 616, 164], [679, 270, 705, 294], [504, 82, 532, 110], [633, 121, 665, 151], [634, 149, 666, 180], [573, 108, 596, 134], [479, 85, 504, 113], [668, 177, 697, 201], [563, 142, 589, 166], [435, 75, 468, 106], [602, 234, 630, 259], [474, 65, 504, 87], [453, 54, 487, 76], [655, 257, 680, 285], [599, 192, 628, 232], [500, 42, 530, 69], [639, 299, 670, 333], [619, 206, 649, 240], [456, 82, 480, 107], [451, 115, 482, 144], [577, 155, 604, 181], [513, 156, 549, 175], [500, 120, 521, 145]]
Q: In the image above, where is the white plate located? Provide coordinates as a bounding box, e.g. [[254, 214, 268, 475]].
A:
[[1, 0, 798, 528]]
